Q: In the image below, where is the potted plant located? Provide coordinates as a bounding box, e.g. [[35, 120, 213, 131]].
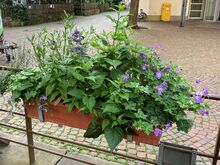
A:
[[5, 6, 209, 151]]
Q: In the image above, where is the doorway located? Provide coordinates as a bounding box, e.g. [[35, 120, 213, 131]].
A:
[[204, 0, 220, 21], [189, 0, 205, 19]]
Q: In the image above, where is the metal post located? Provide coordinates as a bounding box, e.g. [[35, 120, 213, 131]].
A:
[[25, 108, 35, 165], [212, 124, 220, 165], [180, 0, 187, 27]]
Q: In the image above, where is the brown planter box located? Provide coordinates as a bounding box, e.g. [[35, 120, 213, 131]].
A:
[[26, 102, 92, 130], [26, 102, 160, 146]]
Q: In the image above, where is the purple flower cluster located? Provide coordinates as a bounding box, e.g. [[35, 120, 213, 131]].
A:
[[139, 53, 145, 57], [142, 64, 147, 71], [165, 65, 170, 71], [165, 123, 172, 131], [202, 87, 209, 96], [123, 73, 130, 82], [151, 63, 155, 70], [196, 79, 201, 84], [156, 71, 163, 79], [174, 68, 181, 74], [199, 109, 209, 116], [157, 81, 168, 96], [40, 95, 47, 101], [154, 128, 163, 137], [139, 53, 148, 71], [195, 92, 203, 104], [72, 30, 84, 43], [157, 85, 165, 96], [150, 43, 163, 50]]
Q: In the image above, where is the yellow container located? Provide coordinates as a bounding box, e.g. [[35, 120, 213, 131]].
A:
[[161, 2, 172, 21]]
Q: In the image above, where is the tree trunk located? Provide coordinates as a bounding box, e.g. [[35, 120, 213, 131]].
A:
[[127, 0, 139, 28]]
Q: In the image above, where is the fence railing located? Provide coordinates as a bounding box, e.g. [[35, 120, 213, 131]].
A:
[[0, 65, 219, 165]]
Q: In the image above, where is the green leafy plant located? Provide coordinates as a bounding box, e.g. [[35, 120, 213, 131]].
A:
[[4, 6, 209, 151]]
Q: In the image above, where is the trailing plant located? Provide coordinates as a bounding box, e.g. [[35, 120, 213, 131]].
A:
[[4, 6, 209, 151]]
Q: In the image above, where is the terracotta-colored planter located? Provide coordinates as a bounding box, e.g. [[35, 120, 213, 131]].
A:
[[132, 130, 160, 146], [26, 102, 160, 146], [26, 102, 92, 130]]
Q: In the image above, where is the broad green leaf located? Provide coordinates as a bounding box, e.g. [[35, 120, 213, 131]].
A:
[[72, 72, 85, 82], [49, 91, 60, 102], [25, 91, 37, 99], [104, 127, 124, 151], [20, 71, 34, 76], [102, 119, 111, 131], [125, 82, 139, 88], [86, 76, 96, 82], [103, 103, 121, 114], [139, 86, 150, 94], [119, 93, 129, 101], [46, 84, 55, 96], [12, 90, 21, 99], [67, 102, 75, 112], [54, 97, 62, 105], [84, 121, 102, 138], [68, 89, 85, 99], [96, 34, 108, 46], [83, 96, 96, 112], [106, 59, 122, 69], [92, 75, 106, 89], [18, 82, 33, 91]]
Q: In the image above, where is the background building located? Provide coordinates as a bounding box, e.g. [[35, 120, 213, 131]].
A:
[[139, 0, 220, 22]]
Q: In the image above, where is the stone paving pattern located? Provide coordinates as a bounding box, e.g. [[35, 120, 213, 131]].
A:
[[1, 11, 220, 164]]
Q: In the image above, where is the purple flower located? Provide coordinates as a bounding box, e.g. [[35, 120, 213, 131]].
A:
[[40, 95, 47, 101], [199, 109, 209, 116], [175, 68, 181, 74], [196, 79, 201, 84], [139, 53, 145, 57], [73, 46, 81, 52], [5, 96, 10, 102], [165, 65, 170, 71], [162, 81, 168, 88], [156, 43, 163, 49], [142, 64, 147, 70], [143, 58, 147, 63], [150, 46, 156, 50], [72, 29, 80, 38], [151, 63, 155, 70], [195, 93, 203, 104], [123, 73, 130, 82], [156, 71, 162, 79], [155, 51, 160, 57], [202, 87, 209, 96], [72, 29, 84, 43], [157, 85, 165, 96], [165, 123, 172, 131], [154, 128, 163, 137]]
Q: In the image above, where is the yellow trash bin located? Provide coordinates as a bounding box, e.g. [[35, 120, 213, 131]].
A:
[[161, 2, 172, 21]]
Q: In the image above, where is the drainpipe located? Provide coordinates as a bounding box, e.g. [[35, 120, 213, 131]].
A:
[[179, 0, 187, 27]]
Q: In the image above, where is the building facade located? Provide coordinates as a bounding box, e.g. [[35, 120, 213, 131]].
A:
[[139, 0, 220, 22]]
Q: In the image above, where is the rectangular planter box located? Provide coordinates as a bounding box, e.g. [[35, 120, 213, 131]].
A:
[[26, 102, 160, 146]]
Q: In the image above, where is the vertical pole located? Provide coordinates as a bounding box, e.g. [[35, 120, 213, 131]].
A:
[[25, 108, 35, 165], [212, 124, 220, 165], [180, 0, 187, 27]]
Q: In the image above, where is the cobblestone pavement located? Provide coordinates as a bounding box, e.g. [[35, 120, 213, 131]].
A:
[[1, 12, 220, 165]]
